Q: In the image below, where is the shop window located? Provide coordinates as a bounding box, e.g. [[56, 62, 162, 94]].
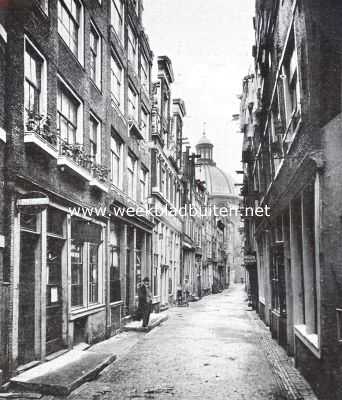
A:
[[109, 223, 121, 303], [47, 208, 65, 237], [71, 218, 102, 308], [168, 270, 172, 295], [88, 243, 98, 304], [71, 242, 83, 307], [135, 231, 143, 294], [20, 211, 38, 232], [153, 255, 158, 297]]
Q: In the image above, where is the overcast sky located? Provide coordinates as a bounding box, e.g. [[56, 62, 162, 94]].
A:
[[143, 0, 255, 183]]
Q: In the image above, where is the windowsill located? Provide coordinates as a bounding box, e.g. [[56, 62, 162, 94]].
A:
[[294, 324, 321, 359], [111, 183, 124, 196], [33, 0, 49, 19], [90, 78, 102, 96], [70, 303, 106, 320], [284, 117, 302, 156], [58, 35, 84, 70], [109, 25, 124, 50], [127, 61, 139, 80], [0, 127, 6, 143], [109, 300, 123, 307], [111, 100, 127, 125]]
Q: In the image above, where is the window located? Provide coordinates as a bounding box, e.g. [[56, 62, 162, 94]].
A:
[[161, 167, 165, 194], [127, 24, 137, 72], [140, 108, 149, 139], [140, 167, 148, 203], [168, 270, 172, 295], [132, 0, 139, 14], [127, 153, 136, 199], [71, 242, 83, 307], [88, 243, 98, 303], [282, 33, 300, 139], [57, 83, 78, 144], [128, 85, 138, 122], [111, 0, 124, 42], [109, 223, 121, 303], [136, 250, 142, 294], [58, 0, 82, 59], [111, 134, 121, 187], [141, 52, 149, 93], [71, 218, 102, 308], [24, 41, 43, 119], [89, 114, 101, 163], [90, 24, 101, 88], [38, 0, 48, 14], [153, 264, 158, 296], [110, 55, 123, 111]]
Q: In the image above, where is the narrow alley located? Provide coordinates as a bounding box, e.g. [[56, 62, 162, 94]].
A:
[[38, 286, 316, 400]]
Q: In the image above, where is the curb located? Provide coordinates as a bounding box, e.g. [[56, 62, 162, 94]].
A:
[[122, 314, 169, 333], [247, 311, 318, 400], [10, 354, 116, 396]]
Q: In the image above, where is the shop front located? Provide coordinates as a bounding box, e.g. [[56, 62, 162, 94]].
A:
[[13, 194, 107, 369]]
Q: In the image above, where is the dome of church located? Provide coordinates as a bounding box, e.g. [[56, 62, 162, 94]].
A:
[[196, 164, 237, 198], [195, 129, 238, 199]]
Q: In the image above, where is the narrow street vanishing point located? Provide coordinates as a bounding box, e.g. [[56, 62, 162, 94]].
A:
[[37, 285, 317, 400]]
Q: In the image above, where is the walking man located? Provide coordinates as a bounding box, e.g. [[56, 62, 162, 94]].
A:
[[138, 277, 152, 328]]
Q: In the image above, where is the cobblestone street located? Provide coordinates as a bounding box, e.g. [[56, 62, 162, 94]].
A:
[[39, 285, 316, 400]]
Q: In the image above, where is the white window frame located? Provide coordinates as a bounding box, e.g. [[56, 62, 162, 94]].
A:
[[0, 24, 7, 43], [128, 85, 138, 122], [57, 74, 84, 145], [24, 36, 47, 123], [38, 0, 49, 14], [141, 51, 149, 93], [89, 112, 101, 164], [140, 107, 149, 140], [111, 0, 124, 43], [140, 166, 148, 203], [57, 0, 84, 65], [89, 22, 102, 89], [110, 54, 124, 113], [127, 153, 137, 200], [110, 134, 122, 189], [127, 23, 138, 72], [70, 218, 105, 310]]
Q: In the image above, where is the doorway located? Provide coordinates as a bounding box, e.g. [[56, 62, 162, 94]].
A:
[[46, 237, 64, 355], [18, 231, 39, 365]]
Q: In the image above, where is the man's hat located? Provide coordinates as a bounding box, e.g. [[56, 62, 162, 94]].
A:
[[143, 277, 150, 282]]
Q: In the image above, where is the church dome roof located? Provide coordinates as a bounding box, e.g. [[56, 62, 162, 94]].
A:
[[196, 164, 237, 198]]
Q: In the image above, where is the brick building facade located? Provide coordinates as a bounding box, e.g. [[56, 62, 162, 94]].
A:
[[0, 0, 154, 379], [240, 0, 342, 398]]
